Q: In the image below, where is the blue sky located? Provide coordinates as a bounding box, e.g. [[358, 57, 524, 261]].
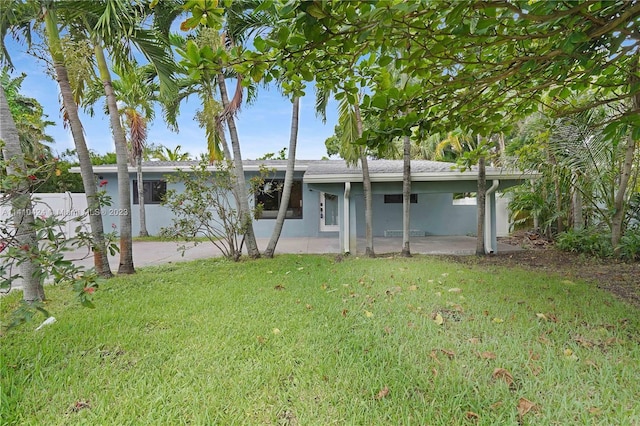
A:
[[5, 38, 339, 161]]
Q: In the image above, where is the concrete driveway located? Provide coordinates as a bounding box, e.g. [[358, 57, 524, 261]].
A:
[[69, 236, 521, 270]]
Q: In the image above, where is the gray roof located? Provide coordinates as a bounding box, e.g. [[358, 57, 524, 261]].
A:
[[303, 159, 533, 183], [82, 159, 537, 182]]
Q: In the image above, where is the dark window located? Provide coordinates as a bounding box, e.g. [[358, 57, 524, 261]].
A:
[[384, 194, 417, 204], [133, 180, 166, 204], [255, 179, 303, 219]]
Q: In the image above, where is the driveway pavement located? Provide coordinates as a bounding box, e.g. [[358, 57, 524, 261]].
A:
[[70, 236, 521, 270], [4, 236, 520, 291]]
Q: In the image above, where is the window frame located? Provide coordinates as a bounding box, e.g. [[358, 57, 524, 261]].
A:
[[255, 179, 303, 219], [133, 180, 166, 205], [384, 194, 418, 204]]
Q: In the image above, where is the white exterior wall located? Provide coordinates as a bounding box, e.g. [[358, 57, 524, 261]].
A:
[[1, 193, 88, 238]]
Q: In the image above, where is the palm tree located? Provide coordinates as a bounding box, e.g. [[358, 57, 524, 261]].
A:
[[0, 84, 44, 302], [1, 1, 113, 278], [151, 144, 192, 162], [111, 64, 157, 237], [337, 95, 375, 257], [263, 96, 300, 258], [40, 4, 114, 278], [73, 0, 176, 274], [0, 69, 54, 162], [435, 129, 489, 256]]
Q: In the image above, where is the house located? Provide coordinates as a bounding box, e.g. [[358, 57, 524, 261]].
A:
[[86, 159, 536, 254]]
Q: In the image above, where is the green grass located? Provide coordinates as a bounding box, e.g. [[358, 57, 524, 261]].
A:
[[1, 255, 639, 425]]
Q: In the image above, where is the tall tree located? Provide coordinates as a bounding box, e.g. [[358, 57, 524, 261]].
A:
[[0, 84, 44, 302], [40, 4, 114, 278], [263, 96, 299, 258], [111, 64, 156, 237]]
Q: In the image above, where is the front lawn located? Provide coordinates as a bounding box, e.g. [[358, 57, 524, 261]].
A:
[[1, 255, 638, 425]]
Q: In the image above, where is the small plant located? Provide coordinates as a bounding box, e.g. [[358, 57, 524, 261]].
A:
[[161, 160, 267, 261], [556, 227, 613, 258], [618, 228, 640, 261], [1, 156, 116, 325]]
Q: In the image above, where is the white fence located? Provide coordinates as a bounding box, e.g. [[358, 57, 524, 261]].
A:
[[0, 193, 89, 238]]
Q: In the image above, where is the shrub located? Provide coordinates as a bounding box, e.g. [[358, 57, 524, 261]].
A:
[[618, 228, 640, 261], [556, 228, 614, 258]]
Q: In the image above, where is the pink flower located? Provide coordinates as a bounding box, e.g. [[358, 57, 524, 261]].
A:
[[99, 180, 108, 187], [28, 175, 37, 181], [0, 242, 6, 252], [83, 287, 96, 294], [111, 223, 117, 229]]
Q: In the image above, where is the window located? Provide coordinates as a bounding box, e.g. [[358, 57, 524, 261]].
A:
[[255, 180, 303, 219], [133, 180, 166, 204], [384, 194, 418, 204]]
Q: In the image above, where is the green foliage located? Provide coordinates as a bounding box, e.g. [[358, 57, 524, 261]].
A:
[[0, 154, 117, 313], [256, 147, 287, 160], [161, 160, 263, 261], [619, 228, 640, 262], [1, 256, 638, 423], [556, 228, 614, 259]]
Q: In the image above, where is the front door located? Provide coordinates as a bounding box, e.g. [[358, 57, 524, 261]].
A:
[[319, 192, 339, 232]]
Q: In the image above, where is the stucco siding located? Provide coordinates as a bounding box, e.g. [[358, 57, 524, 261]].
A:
[[98, 170, 323, 238], [353, 192, 477, 237]]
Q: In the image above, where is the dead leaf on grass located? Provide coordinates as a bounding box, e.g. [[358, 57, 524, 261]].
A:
[[408, 285, 418, 291], [433, 313, 444, 325], [341, 309, 348, 318], [440, 349, 456, 359], [528, 363, 542, 376], [305, 304, 313, 310], [588, 407, 602, 416], [517, 397, 538, 417], [375, 386, 389, 400], [492, 368, 514, 387], [468, 337, 481, 344], [364, 310, 374, 318], [386, 286, 403, 296], [479, 351, 496, 360], [465, 411, 480, 421], [492, 317, 504, 323], [448, 287, 462, 293], [69, 400, 91, 413], [274, 284, 285, 290], [490, 401, 503, 410]]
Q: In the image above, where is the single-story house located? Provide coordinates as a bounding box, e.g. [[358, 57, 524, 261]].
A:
[[84, 159, 537, 254]]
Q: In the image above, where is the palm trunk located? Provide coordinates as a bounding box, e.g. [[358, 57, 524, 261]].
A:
[[401, 134, 411, 257], [217, 73, 260, 258], [354, 103, 374, 257], [572, 174, 584, 231], [94, 43, 134, 274], [476, 155, 487, 256], [0, 85, 44, 302], [216, 115, 232, 160], [137, 155, 149, 237], [548, 149, 564, 234], [612, 55, 639, 254], [43, 7, 113, 278], [264, 97, 299, 258]]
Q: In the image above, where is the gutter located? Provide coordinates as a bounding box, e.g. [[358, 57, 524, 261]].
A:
[[70, 164, 311, 174], [304, 171, 540, 184], [343, 182, 351, 254], [484, 179, 500, 254]]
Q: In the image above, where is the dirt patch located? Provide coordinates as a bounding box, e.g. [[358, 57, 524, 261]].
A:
[[440, 231, 640, 309]]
